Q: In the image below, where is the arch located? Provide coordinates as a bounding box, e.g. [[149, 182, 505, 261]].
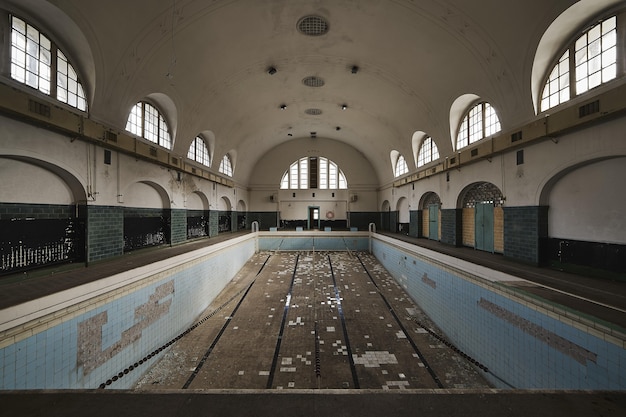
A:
[[538, 156, 626, 244], [458, 182, 504, 208], [396, 196, 409, 223], [419, 191, 441, 210], [122, 180, 171, 209], [381, 200, 391, 211], [280, 156, 348, 189], [237, 199, 247, 212], [187, 190, 209, 210], [449, 94, 480, 148], [1, 1, 96, 106], [0, 154, 86, 203], [217, 195, 232, 211], [412, 131, 427, 167], [195, 130, 215, 166], [145, 93, 177, 144], [531, 0, 623, 113], [219, 152, 234, 177]]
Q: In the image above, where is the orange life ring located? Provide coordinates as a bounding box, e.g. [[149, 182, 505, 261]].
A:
[[326, 210, 335, 219]]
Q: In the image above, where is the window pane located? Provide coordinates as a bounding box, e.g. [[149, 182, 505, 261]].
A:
[[290, 163, 298, 189], [299, 158, 308, 189], [319, 158, 328, 189]]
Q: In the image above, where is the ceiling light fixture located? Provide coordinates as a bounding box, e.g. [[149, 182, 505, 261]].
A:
[[341, 104, 347, 110], [351, 65, 359, 74], [267, 66, 277, 75], [280, 104, 287, 110]]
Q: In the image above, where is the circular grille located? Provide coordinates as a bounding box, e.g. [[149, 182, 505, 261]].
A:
[[297, 15, 329, 36], [305, 108, 323, 115], [302, 76, 325, 87]]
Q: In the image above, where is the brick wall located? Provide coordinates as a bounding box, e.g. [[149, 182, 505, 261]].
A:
[[169, 209, 187, 245], [409, 210, 421, 237], [208, 210, 219, 237], [503, 206, 548, 265], [87, 205, 123, 262], [422, 209, 429, 237], [440, 208, 462, 246], [462, 208, 474, 247], [494, 206, 504, 253]]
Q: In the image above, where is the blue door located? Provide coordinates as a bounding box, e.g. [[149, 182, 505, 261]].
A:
[[428, 204, 439, 240], [475, 203, 494, 252]]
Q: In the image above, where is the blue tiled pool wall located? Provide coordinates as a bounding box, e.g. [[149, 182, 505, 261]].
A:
[[258, 236, 369, 252], [0, 239, 255, 390], [371, 239, 626, 389]]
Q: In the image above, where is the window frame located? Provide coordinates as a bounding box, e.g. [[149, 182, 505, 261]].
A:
[[219, 154, 233, 177], [394, 154, 409, 177], [456, 102, 501, 150], [188, 136, 211, 167], [125, 101, 172, 150], [540, 14, 620, 112], [280, 157, 347, 190], [416, 136, 440, 168], [9, 14, 87, 112]]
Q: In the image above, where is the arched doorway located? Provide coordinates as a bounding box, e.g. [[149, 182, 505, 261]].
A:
[[459, 182, 504, 253], [420, 192, 441, 241], [396, 197, 409, 235]]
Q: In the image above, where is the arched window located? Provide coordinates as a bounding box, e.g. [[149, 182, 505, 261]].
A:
[[188, 136, 210, 166], [280, 157, 348, 189], [394, 155, 409, 177], [126, 101, 172, 149], [456, 102, 501, 150], [10, 15, 87, 111], [417, 136, 440, 167], [219, 154, 233, 177], [540, 15, 618, 112]]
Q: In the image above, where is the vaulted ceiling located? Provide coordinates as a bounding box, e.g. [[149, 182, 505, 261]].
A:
[[4, 0, 622, 185]]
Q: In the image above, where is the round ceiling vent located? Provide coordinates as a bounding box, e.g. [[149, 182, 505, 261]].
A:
[[297, 15, 329, 36], [302, 76, 325, 87], [305, 108, 323, 115]]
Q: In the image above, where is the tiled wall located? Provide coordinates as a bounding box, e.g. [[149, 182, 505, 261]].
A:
[[371, 237, 626, 389], [0, 237, 255, 389], [170, 209, 188, 245], [258, 235, 369, 252], [503, 206, 548, 265], [87, 205, 123, 262]]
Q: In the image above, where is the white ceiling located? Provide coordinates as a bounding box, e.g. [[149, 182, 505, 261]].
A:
[[3, 0, 623, 185]]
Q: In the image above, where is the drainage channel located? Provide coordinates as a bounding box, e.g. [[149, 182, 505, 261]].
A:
[[327, 253, 360, 389], [355, 253, 444, 389], [266, 252, 300, 389]]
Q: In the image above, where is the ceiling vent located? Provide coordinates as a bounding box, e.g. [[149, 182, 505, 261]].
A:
[[305, 108, 323, 115], [302, 76, 325, 87], [297, 15, 329, 36]]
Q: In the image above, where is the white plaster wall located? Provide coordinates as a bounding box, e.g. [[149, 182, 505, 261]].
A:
[[0, 158, 73, 204], [548, 157, 626, 244], [0, 115, 249, 211], [246, 137, 380, 213]]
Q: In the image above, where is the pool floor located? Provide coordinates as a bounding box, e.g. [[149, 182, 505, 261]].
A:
[[134, 251, 491, 390]]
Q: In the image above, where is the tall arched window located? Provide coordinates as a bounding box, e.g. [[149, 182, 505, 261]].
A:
[[280, 157, 347, 189], [394, 155, 409, 177], [456, 102, 500, 150], [126, 101, 172, 149], [417, 136, 439, 167], [10, 15, 87, 111], [219, 154, 233, 177], [188, 136, 210, 166], [541, 15, 618, 112]]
